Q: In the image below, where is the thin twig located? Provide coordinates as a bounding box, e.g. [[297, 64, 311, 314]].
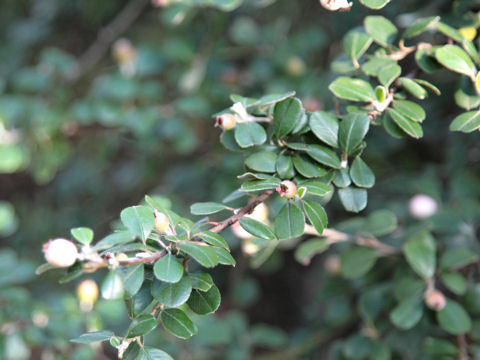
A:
[[66, 0, 150, 82], [458, 334, 470, 360]]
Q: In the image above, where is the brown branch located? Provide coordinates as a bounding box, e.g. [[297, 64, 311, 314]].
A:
[[82, 189, 275, 272], [65, 0, 150, 82], [458, 334, 470, 360]]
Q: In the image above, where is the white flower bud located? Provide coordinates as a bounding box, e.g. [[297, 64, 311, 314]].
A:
[[408, 194, 438, 219], [320, 0, 352, 11], [43, 238, 78, 267]]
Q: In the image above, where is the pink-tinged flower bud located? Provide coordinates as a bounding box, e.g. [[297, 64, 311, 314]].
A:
[[151, 0, 170, 7], [319, 0, 352, 11], [154, 210, 170, 232], [77, 279, 99, 310], [408, 194, 438, 219], [215, 114, 236, 130], [43, 238, 78, 267], [276, 180, 297, 199], [425, 289, 446, 311]]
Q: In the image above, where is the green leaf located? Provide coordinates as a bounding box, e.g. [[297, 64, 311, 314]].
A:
[[273, 98, 303, 139], [292, 155, 328, 178], [338, 187, 368, 213], [239, 218, 276, 240], [241, 178, 281, 192], [234, 122, 267, 148], [423, 337, 458, 357], [449, 111, 480, 133], [309, 111, 339, 148], [435, 45, 477, 79], [362, 57, 396, 76], [343, 28, 373, 63], [364, 16, 397, 47], [101, 271, 125, 300], [187, 285, 221, 315], [245, 151, 278, 173], [383, 112, 405, 139], [92, 231, 136, 251], [402, 16, 440, 39], [189, 272, 213, 292], [440, 248, 478, 270], [151, 275, 192, 308], [252, 91, 296, 108], [71, 227, 94, 245], [119, 264, 144, 297], [294, 238, 329, 265], [378, 63, 401, 88], [299, 181, 331, 197], [399, 77, 428, 100], [135, 347, 173, 360], [177, 242, 219, 268], [274, 202, 305, 239], [387, 108, 423, 138], [359, 0, 391, 9], [340, 247, 378, 279], [153, 254, 184, 283], [215, 247, 236, 266], [403, 231, 436, 279], [198, 231, 229, 250], [441, 272, 467, 295], [390, 297, 424, 330], [126, 315, 158, 338], [276, 154, 295, 179], [350, 157, 375, 188], [338, 113, 370, 155], [362, 210, 397, 237], [190, 202, 228, 215], [436, 22, 464, 43], [120, 205, 155, 243], [333, 168, 352, 188], [437, 300, 472, 335], [392, 100, 425, 122], [160, 308, 198, 339], [329, 77, 376, 102], [306, 144, 341, 169], [455, 76, 480, 110], [414, 79, 441, 95], [70, 331, 114, 343], [125, 280, 154, 318], [303, 201, 328, 234]]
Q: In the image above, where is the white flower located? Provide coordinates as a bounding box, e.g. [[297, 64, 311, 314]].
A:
[[320, 0, 353, 11], [43, 238, 78, 267], [408, 194, 438, 219]]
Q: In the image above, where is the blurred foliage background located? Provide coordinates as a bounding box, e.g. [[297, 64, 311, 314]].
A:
[[1, 0, 480, 359]]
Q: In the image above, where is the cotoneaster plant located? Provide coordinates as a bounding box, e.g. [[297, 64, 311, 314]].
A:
[[36, 0, 480, 359]]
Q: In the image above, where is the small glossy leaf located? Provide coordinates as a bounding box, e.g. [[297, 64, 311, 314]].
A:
[[440, 248, 478, 270], [215, 247, 236, 266], [125, 280, 154, 318], [187, 286, 221, 315], [300, 181, 331, 197], [160, 308, 198, 339], [364, 16, 397, 47], [126, 315, 157, 338], [383, 112, 405, 139], [136, 347, 173, 360], [234, 122, 267, 148], [455, 76, 480, 110], [338, 113, 370, 155], [101, 271, 125, 300], [307, 144, 341, 169], [119, 264, 144, 297], [274, 202, 305, 239], [441, 272, 467, 295], [392, 100, 426, 122], [350, 157, 375, 188], [303, 201, 328, 234], [70, 331, 114, 343], [399, 77, 427, 99], [190, 202, 228, 215], [436, 22, 464, 43], [153, 254, 184, 283], [338, 187, 368, 213], [437, 300, 472, 335], [359, 0, 391, 9], [177, 242, 219, 268], [294, 238, 329, 265], [241, 178, 281, 192], [309, 111, 339, 148], [71, 227, 94, 245], [276, 154, 295, 179], [329, 77, 376, 102], [402, 16, 440, 39], [449, 111, 480, 133], [273, 98, 303, 139], [423, 337, 458, 357], [151, 276, 192, 308], [343, 28, 373, 63], [333, 168, 352, 188], [245, 151, 278, 173], [387, 108, 423, 138], [239, 217, 276, 240], [390, 297, 424, 330], [293, 155, 327, 178], [362, 210, 397, 237], [404, 231, 436, 279], [435, 45, 477, 78], [198, 231, 229, 249], [189, 272, 213, 292], [92, 231, 136, 251], [378, 63, 401, 88], [341, 247, 378, 279], [120, 206, 155, 243]]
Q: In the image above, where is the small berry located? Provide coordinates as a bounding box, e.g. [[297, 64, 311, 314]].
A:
[[250, 203, 269, 223], [242, 238, 260, 256], [408, 194, 437, 219], [324, 255, 341, 274], [117, 253, 129, 261], [276, 180, 297, 198], [154, 210, 170, 232], [319, 0, 352, 11], [425, 289, 446, 311], [215, 114, 236, 130], [77, 279, 99, 305], [43, 238, 78, 267], [112, 39, 136, 64]]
